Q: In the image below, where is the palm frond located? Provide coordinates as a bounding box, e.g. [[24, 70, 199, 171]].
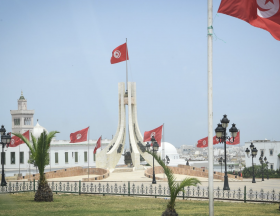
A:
[[147, 151, 201, 211], [46, 131, 59, 147], [12, 132, 35, 156], [31, 133, 37, 152]]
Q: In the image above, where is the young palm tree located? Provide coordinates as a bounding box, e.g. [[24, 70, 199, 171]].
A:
[[13, 130, 59, 201], [147, 151, 201, 216]]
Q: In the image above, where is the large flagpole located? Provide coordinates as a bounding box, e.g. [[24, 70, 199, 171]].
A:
[[162, 123, 165, 179], [88, 126, 90, 180], [19, 145, 20, 175], [126, 38, 128, 91], [162, 124, 165, 161], [207, 0, 214, 215]]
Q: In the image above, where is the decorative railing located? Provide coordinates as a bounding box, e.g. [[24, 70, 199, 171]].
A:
[[1, 180, 279, 203]]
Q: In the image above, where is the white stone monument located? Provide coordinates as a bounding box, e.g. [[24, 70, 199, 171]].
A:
[[96, 82, 159, 171]]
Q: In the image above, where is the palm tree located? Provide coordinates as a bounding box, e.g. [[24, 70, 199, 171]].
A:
[[147, 151, 201, 216], [13, 130, 59, 201]]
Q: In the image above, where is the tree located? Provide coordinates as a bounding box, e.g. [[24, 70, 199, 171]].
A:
[[147, 151, 201, 216], [13, 130, 59, 201]]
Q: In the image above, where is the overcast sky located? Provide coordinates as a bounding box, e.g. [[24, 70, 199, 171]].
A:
[[0, 0, 279, 148]]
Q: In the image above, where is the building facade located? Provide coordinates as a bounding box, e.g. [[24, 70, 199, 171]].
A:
[[1, 93, 117, 176], [244, 140, 280, 170], [10, 92, 35, 134]]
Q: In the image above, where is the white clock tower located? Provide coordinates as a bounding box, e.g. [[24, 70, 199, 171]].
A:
[[10, 91, 35, 134]]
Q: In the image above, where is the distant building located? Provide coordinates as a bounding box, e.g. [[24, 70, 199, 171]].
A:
[[10, 91, 34, 134], [244, 140, 280, 170], [2, 93, 114, 176]]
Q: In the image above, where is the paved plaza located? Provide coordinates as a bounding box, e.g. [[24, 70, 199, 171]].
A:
[[42, 169, 280, 192]]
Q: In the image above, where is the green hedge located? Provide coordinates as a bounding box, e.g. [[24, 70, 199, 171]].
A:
[[242, 165, 280, 178]]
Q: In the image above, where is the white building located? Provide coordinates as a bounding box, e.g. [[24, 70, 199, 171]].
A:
[[158, 142, 186, 166], [244, 140, 280, 170], [2, 93, 118, 176], [10, 91, 35, 134], [3, 121, 114, 176]]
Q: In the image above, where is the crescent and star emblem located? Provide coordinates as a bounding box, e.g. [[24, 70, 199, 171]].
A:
[[76, 134, 82, 140], [257, 0, 279, 18], [150, 132, 156, 138], [114, 50, 121, 58], [203, 140, 207, 145], [11, 139, 15, 145]]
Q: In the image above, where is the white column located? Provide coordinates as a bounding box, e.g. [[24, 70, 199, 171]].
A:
[[207, 0, 214, 215]]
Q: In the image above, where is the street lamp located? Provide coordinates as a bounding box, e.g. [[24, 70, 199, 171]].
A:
[[259, 156, 265, 181], [264, 156, 269, 180], [215, 115, 238, 190], [185, 158, 189, 166], [245, 143, 258, 183], [1, 125, 11, 186], [146, 136, 159, 184], [218, 157, 225, 173], [165, 155, 170, 165], [229, 164, 234, 173]]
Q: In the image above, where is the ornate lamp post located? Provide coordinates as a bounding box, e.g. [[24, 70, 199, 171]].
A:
[[245, 143, 258, 183], [229, 164, 234, 173], [164, 155, 170, 165], [239, 163, 242, 176], [264, 156, 269, 180], [185, 158, 189, 166], [259, 156, 265, 181], [215, 114, 238, 190], [218, 157, 225, 173], [146, 136, 159, 184], [1, 125, 11, 186]]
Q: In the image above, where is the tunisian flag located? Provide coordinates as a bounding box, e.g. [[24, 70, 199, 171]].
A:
[[218, 0, 280, 40], [70, 127, 89, 143], [143, 125, 163, 147], [110, 43, 129, 64], [93, 136, 101, 154], [197, 132, 240, 148], [226, 131, 240, 145], [10, 130, 30, 147], [196, 136, 220, 148]]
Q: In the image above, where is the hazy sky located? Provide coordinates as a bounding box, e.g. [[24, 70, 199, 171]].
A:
[[1, 0, 279, 148]]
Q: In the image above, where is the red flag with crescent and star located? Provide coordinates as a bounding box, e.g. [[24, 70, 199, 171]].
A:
[[94, 136, 101, 154], [196, 136, 220, 148], [226, 131, 241, 145], [110, 43, 129, 64], [218, 0, 280, 40], [143, 125, 163, 147], [70, 127, 89, 143], [196, 131, 240, 148], [10, 130, 30, 147]]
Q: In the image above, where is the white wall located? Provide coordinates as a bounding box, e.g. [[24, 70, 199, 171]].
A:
[[2, 139, 125, 173], [244, 140, 280, 170]]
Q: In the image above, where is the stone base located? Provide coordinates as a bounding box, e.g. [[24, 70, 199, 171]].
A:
[[34, 183, 53, 202], [162, 209, 178, 216]]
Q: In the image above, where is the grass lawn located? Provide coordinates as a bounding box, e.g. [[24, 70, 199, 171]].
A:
[[0, 192, 279, 216]]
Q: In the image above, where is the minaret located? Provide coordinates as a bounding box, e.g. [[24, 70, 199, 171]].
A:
[[10, 91, 35, 134]]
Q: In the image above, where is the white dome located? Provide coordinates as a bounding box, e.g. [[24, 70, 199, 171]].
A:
[[158, 142, 178, 155], [32, 121, 48, 139]]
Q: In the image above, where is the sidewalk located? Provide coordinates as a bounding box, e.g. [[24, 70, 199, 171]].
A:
[[41, 169, 279, 192]]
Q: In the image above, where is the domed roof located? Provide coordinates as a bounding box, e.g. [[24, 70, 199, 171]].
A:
[[158, 142, 178, 155], [19, 91, 25, 100], [32, 121, 48, 139]]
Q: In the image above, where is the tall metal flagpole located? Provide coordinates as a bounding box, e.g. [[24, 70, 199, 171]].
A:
[[162, 124, 165, 161], [88, 126, 90, 180], [19, 145, 20, 175], [126, 38, 128, 91], [207, 0, 214, 215]]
